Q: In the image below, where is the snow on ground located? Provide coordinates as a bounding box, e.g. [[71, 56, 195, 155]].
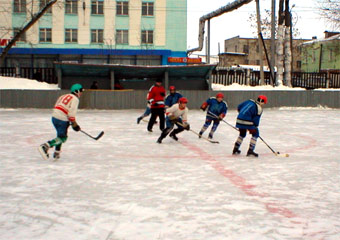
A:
[[0, 76, 59, 90], [0, 108, 339, 240], [212, 83, 340, 91]]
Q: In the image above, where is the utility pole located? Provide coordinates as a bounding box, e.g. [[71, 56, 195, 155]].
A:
[[256, 0, 265, 85], [271, 0, 276, 84]]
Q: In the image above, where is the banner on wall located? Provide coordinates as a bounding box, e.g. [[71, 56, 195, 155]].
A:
[[168, 57, 202, 64]]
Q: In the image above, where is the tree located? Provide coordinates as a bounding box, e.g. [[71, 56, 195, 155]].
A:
[[0, 0, 57, 64], [317, 0, 340, 30], [248, 9, 300, 38]]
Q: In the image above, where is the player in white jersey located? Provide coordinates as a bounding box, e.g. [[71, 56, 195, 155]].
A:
[[157, 97, 190, 143], [38, 83, 83, 160]]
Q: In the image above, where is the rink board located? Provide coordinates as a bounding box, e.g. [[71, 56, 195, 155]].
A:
[[0, 89, 340, 109]]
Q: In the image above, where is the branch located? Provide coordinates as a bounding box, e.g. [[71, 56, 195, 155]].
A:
[[0, 0, 57, 63]]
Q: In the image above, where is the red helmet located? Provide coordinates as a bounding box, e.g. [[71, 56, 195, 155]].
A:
[[216, 93, 224, 99], [179, 97, 188, 104], [257, 95, 268, 104], [169, 86, 176, 91]]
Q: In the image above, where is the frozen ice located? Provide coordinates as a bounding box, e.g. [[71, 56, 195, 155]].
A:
[[0, 108, 339, 240]]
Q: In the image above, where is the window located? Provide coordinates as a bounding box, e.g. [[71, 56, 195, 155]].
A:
[[65, 0, 78, 14], [234, 45, 238, 52], [65, 29, 78, 43], [39, 28, 52, 42], [243, 45, 249, 53], [142, 2, 154, 16], [244, 59, 249, 65], [13, 28, 26, 42], [256, 45, 259, 53], [116, 30, 128, 44], [91, 29, 103, 43], [312, 51, 316, 63], [296, 61, 301, 68], [40, 0, 52, 13], [13, 0, 26, 13], [141, 30, 153, 44], [91, 0, 103, 15], [116, 1, 128, 15], [256, 60, 260, 65], [329, 49, 333, 61]]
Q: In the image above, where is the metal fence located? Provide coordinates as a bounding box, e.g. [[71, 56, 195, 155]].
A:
[[0, 67, 16, 77], [20, 68, 56, 83], [211, 69, 272, 86]]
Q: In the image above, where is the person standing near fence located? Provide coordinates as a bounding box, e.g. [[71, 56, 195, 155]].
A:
[[165, 86, 183, 108], [147, 79, 166, 132], [199, 93, 228, 139], [232, 95, 267, 157]]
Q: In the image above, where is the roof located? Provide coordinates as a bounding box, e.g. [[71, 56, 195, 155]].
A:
[[55, 62, 217, 79], [302, 33, 340, 45]]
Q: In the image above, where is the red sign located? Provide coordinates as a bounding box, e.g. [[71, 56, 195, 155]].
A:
[[0, 39, 15, 46], [168, 57, 202, 64]]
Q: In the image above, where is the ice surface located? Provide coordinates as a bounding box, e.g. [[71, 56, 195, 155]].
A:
[[0, 108, 339, 240]]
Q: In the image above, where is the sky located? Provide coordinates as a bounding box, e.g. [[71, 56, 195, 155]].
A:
[[187, 0, 333, 55]]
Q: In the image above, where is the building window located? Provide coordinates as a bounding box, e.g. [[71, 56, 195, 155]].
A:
[[234, 45, 238, 52], [243, 45, 249, 53], [329, 49, 333, 61], [141, 30, 153, 44], [116, 30, 128, 44], [244, 59, 249, 65], [312, 51, 316, 63], [256, 60, 260, 65], [65, 29, 78, 43], [91, 29, 103, 43], [142, 2, 154, 16], [296, 61, 301, 68], [13, 0, 26, 13], [116, 1, 128, 15], [256, 45, 259, 53], [13, 28, 26, 42], [91, 0, 103, 15], [40, 0, 52, 13], [39, 28, 52, 42], [65, 0, 78, 14]]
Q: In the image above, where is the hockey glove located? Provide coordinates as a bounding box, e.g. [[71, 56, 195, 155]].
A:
[[200, 102, 208, 111], [71, 121, 81, 132], [183, 123, 190, 131], [218, 114, 225, 120]]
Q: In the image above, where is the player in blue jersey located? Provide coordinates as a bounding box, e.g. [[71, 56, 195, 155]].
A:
[[232, 95, 268, 157], [199, 93, 228, 139], [165, 86, 183, 108]]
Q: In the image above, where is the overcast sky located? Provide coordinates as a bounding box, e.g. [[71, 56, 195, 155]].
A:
[[187, 0, 332, 55]]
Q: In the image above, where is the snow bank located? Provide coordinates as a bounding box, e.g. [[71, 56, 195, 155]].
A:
[[0, 76, 59, 90], [212, 83, 306, 91]]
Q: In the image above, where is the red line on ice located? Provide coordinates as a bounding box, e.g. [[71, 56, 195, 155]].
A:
[[180, 139, 297, 219]]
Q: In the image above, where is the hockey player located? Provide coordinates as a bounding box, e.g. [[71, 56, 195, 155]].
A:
[[38, 83, 83, 160], [137, 101, 152, 124], [199, 92, 228, 139], [147, 79, 166, 132], [232, 95, 268, 157], [157, 97, 190, 143], [165, 86, 183, 108]]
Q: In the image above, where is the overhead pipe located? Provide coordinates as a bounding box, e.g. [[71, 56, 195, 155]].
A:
[[187, 0, 253, 55]]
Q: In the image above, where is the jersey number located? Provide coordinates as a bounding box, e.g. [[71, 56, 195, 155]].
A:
[[62, 95, 73, 105]]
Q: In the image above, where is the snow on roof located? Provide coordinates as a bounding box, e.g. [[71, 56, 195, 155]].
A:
[[0, 76, 59, 90], [302, 33, 340, 45]]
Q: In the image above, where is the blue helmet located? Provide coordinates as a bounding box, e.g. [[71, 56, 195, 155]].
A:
[[70, 83, 83, 93]]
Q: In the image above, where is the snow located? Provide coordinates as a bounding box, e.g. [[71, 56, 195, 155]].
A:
[[0, 76, 59, 90], [0, 108, 339, 240]]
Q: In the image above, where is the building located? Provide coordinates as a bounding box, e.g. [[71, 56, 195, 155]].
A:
[[300, 31, 340, 72], [0, 0, 187, 68], [220, 36, 311, 72]]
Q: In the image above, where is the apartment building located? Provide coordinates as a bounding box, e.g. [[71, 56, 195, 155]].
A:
[[0, 0, 187, 67]]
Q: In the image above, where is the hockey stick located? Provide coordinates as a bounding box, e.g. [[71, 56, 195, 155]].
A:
[[80, 130, 104, 141], [258, 136, 289, 157], [176, 122, 219, 144], [207, 111, 289, 157]]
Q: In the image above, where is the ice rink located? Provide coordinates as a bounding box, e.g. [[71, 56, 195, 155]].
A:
[[0, 108, 339, 240]]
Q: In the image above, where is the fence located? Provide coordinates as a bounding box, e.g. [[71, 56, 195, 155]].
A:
[[212, 69, 340, 89], [211, 69, 272, 86], [0, 67, 16, 77], [20, 68, 56, 83]]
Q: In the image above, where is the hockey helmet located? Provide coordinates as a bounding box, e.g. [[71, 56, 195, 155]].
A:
[[169, 86, 176, 91], [216, 92, 224, 99], [179, 97, 188, 104], [257, 95, 268, 104], [70, 83, 84, 93]]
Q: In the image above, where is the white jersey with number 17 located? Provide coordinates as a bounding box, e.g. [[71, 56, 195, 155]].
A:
[[52, 93, 79, 122]]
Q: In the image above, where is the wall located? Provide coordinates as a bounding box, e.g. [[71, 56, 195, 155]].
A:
[[1, 90, 340, 109]]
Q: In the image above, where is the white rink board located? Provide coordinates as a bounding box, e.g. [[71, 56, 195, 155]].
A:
[[0, 109, 339, 240]]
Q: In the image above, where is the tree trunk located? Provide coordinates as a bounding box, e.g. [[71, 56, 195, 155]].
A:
[[284, 0, 291, 87], [255, 0, 265, 85], [276, 0, 285, 86]]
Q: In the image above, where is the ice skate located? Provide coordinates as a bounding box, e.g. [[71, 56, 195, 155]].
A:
[[247, 149, 258, 157], [38, 143, 50, 160]]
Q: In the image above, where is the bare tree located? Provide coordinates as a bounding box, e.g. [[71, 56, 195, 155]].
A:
[[0, 0, 57, 64], [316, 0, 340, 30]]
